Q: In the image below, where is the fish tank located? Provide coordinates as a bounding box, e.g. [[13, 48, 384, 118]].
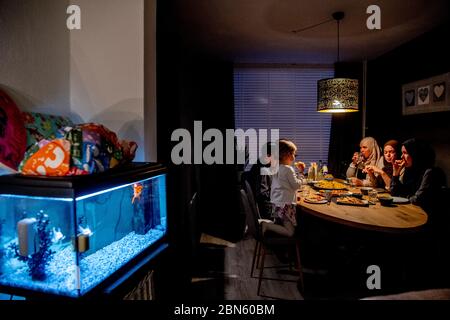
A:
[[0, 163, 167, 298]]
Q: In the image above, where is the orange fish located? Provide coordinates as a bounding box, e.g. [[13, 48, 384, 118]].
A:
[[132, 183, 143, 204]]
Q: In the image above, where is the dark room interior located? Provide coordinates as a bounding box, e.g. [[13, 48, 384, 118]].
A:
[[1, 0, 450, 309]]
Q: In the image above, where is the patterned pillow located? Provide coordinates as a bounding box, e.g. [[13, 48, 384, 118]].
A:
[[21, 111, 74, 151], [0, 89, 27, 171]]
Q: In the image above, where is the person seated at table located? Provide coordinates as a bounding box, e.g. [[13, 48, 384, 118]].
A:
[[246, 141, 276, 219], [391, 138, 448, 284], [391, 138, 446, 217], [262, 139, 304, 237], [364, 139, 401, 190], [346, 136, 383, 187]]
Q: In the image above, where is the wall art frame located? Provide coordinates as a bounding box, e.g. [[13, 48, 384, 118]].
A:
[[402, 72, 449, 116]]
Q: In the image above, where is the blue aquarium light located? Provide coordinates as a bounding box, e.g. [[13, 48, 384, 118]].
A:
[[0, 194, 73, 202], [75, 174, 165, 201]]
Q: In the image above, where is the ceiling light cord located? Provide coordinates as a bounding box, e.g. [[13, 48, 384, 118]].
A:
[[337, 19, 340, 63], [332, 11, 344, 63], [291, 18, 334, 34]]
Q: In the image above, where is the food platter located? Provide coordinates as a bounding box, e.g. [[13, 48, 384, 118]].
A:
[[318, 189, 349, 197], [336, 196, 369, 207], [313, 180, 348, 190], [303, 194, 328, 204]]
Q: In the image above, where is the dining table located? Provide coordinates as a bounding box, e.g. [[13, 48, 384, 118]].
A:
[[296, 182, 428, 233]]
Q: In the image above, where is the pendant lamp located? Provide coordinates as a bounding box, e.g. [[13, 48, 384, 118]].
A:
[[317, 12, 359, 113]]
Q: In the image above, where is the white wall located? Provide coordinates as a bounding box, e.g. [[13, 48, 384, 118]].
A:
[[0, 0, 71, 116], [70, 0, 149, 161], [0, 0, 157, 162], [144, 0, 157, 162]]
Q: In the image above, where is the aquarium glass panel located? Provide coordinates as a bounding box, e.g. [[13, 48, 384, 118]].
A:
[[0, 195, 78, 297], [75, 174, 167, 295]]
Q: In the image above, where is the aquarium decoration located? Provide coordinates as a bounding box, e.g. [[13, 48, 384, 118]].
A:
[[17, 217, 39, 256], [9, 211, 55, 280], [75, 225, 93, 253]]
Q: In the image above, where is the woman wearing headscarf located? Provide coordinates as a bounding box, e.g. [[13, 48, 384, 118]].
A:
[[392, 139, 448, 282], [346, 136, 383, 187], [364, 139, 401, 190]]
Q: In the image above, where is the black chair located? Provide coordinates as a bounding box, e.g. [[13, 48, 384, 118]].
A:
[[239, 189, 304, 296], [188, 192, 200, 258], [243, 180, 262, 220]]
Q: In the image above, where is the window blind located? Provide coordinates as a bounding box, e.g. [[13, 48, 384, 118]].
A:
[[234, 67, 334, 169]]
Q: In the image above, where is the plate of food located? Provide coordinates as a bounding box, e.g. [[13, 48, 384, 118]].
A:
[[336, 196, 369, 207], [314, 180, 348, 190], [319, 189, 349, 197], [392, 196, 410, 204], [303, 194, 328, 204]]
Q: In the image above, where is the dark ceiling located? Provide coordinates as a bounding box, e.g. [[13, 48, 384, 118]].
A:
[[174, 0, 449, 64]]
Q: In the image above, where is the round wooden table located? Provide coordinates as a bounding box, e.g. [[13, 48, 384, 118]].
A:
[[297, 186, 428, 233]]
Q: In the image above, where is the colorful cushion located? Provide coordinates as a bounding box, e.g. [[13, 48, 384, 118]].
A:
[[19, 122, 138, 176], [0, 89, 27, 170], [20, 139, 71, 176], [21, 111, 74, 151], [64, 123, 133, 174]]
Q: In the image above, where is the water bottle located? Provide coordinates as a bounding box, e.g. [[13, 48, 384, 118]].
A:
[[307, 162, 316, 181], [322, 162, 328, 176], [317, 160, 324, 181]]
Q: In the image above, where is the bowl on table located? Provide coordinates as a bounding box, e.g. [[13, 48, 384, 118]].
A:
[[360, 187, 373, 195], [378, 196, 394, 207]]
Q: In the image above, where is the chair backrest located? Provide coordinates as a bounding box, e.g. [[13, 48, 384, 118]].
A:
[[240, 189, 260, 239], [244, 180, 261, 220], [188, 192, 201, 255]]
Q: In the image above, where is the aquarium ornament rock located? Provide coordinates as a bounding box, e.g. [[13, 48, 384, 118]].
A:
[[75, 234, 90, 253], [73, 226, 93, 253], [17, 218, 40, 256]]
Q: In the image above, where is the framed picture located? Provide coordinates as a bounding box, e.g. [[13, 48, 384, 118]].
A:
[[402, 72, 450, 115]]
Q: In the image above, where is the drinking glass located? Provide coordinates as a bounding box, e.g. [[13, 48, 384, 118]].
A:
[[368, 190, 378, 205], [324, 190, 332, 205]]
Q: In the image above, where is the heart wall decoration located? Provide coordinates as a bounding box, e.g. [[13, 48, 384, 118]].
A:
[[404, 90, 415, 107], [418, 86, 430, 105], [433, 82, 446, 102], [402, 72, 449, 116]]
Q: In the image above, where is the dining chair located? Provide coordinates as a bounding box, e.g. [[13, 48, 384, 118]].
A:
[[243, 180, 261, 220], [239, 189, 304, 296], [188, 192, 200, 259]]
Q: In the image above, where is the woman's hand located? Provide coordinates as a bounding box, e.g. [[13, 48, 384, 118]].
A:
[[350, 177, 363, 187], [351, 152, 359, 165], [393, 160, 405, 176], [364, 165, 382, 175]]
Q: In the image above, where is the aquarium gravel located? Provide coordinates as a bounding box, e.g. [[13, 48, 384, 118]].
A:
[[0, 228, 165, 297]]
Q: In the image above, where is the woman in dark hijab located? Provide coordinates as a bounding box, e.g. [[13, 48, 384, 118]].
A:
[[392, 139, 449, 285], [391, 138, 445, 217]]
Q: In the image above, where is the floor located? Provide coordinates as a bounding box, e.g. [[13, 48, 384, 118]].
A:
[[188, 225, 450, 301], [189, 233, 303, 300]]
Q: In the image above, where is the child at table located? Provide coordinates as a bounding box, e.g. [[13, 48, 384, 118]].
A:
[[262, 139, 304, 237]]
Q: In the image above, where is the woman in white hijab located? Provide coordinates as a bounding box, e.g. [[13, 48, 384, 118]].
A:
[[346, 136, 383, 187]]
